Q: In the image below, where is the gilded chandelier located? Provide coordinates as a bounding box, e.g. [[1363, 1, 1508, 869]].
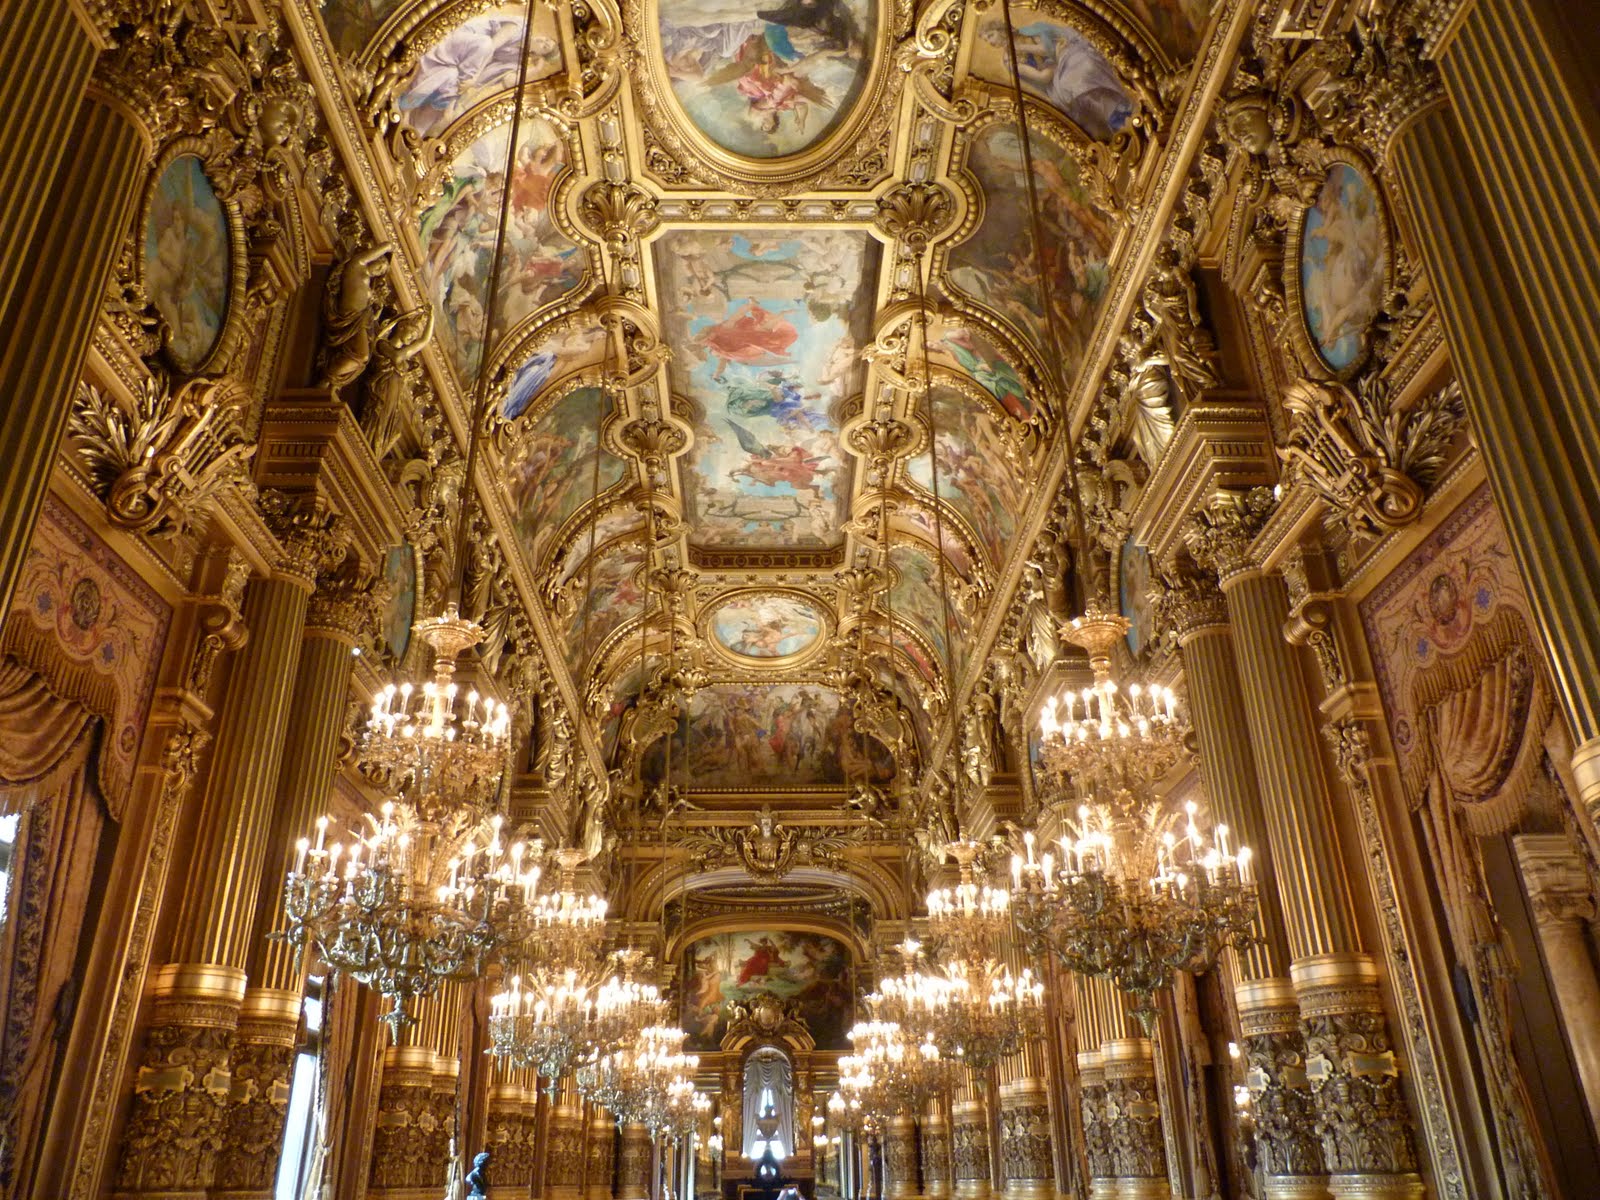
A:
[[361, 607, 513, 813], [839, 1015, 950, 1115], [1020, 608, 1258, 1028], [282, 804, 540, 1031], [577, 1024, 707, 1138]]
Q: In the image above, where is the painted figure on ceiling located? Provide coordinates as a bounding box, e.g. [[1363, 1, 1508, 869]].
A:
[[695, 299, 799, 379]]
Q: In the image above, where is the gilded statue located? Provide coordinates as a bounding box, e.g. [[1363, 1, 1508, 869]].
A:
[[317, 242, 393, 396], [361, 303, 434, 461]]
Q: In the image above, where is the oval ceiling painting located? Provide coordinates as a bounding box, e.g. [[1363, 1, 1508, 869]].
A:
[[657, 0, 876, 159], [1298, 161, 1388, 374], [710, 590, 827, 662]]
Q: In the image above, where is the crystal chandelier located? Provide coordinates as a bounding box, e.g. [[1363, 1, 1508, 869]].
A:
[[501, 847, 609, 979], [362, 606, 513, 813], [283, 804, 540, 1031], [925, 840, 1011, 960]]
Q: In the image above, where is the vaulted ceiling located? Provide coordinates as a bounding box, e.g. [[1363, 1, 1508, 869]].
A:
[[317, 0, 1220, 805]]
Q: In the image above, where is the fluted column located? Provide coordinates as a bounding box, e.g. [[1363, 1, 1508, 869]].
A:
[[114, 550, 329, 1198], [217, 568, 371, 1197], [0, 2, 99, 321], [0, 84, 151, 620], [1166, 570, 1321, 1196], [1188, 495, 1419, 1200], [1100, 1037, 1168, 1200], [548, 1079, 587, 1200], [950, 1074, 991, 1200], [1513, 835, 1600, 1143], [1075, 976, 1118, 1200], [1382, 15, 1600, 840], [884, 1114, 919, 1200], [586, 1108, 616, 1200], [921, 1104, 951, 1200]]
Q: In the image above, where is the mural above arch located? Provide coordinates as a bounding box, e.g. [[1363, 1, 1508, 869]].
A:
[[654, 0, 878, 159], [320, 0, 407, 58], [968, 11, 1135, 141], [419, 117, 585, 382], [655, 228, 877, 549], [888, 541, 971, 675], [928, 318, 1032, 420], [947, 120, 1112, 374], [558, 540, 645, 677], [645, 683, 893, 789], [396, 2, 564, 140], [681, 929, 854, 1050]]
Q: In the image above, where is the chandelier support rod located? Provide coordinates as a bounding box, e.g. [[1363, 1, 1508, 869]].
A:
[[448, 0, 542, 609]]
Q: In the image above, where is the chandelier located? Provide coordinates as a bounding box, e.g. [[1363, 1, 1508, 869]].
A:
[[488, 848, 610, 1080], [925, 840, 1011, 959], [362, 606, 513, 813], [488, 966, 596, 1082], [590, 947, 667, 1048], [1019, 605, 1259, 1028], [283, 804, 539, 1031], [877, 934, 1042, 1072], [1036, 604, 1187, 793], [841, 1015, 950, 1115], [577, 1024, 706, 1137], [1012, 802, 1258, 1030]]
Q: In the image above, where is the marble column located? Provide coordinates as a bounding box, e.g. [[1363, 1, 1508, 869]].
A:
[[1514, 834, 1600, 1144], [218, 566, 371, 1197], [1188, 495, 1420, 1200], [618, 1122, 652, 1200], [1166, 569, 1321, 1197], [1382, 12, 1600, 841], [1100, 1039, 1169, 1200], [883, 1114, 919, 1200], [586, 1108, 616, 1200], [921, 1104, 951, 1200], [949, 1076, 991, 1200], [0, 83, 151, 620]]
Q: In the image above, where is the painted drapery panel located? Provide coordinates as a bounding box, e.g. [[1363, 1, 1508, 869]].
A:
[[681, 929, 854, 1049]]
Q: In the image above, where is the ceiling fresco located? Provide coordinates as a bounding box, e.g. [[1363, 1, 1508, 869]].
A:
[[654, 0, 878, 159], [309, 0, 1223, 797], [656, 228, 876, 550]]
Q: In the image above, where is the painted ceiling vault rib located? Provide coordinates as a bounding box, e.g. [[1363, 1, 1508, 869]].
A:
[[302, 0, 1230, 798]]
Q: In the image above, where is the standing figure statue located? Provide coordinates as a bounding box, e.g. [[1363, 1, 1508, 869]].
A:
[[465, 1150, 491, 1197], [317, 242, 394, 396]]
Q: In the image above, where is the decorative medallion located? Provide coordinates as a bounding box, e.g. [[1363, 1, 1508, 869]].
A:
[[142, 153, 233, 372], [1294, 160, 1390, 376], [708, 589, 828, 664]]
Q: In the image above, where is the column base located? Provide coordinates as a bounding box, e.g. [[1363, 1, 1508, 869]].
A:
[[1570, 735, 1600, 834], [1000, 1182, 1053, 1200], [952, 1184, 991, 1200], [112, 964, 247, 1198], [1328, 1174, 1425, 1200], [1114, 1181, 1170, 1200], [1262, 1178, 1333, 1200], [1088, 1182, 1117, 1200], [214, 988, 301, 1198]]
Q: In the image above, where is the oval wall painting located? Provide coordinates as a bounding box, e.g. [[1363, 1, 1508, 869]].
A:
[[382, 542, 418, 662], [1298, 162, 1387, 373], [656, 0, 875, 159], [710, 591, 826, 661], [144, 154, 231, 371]]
